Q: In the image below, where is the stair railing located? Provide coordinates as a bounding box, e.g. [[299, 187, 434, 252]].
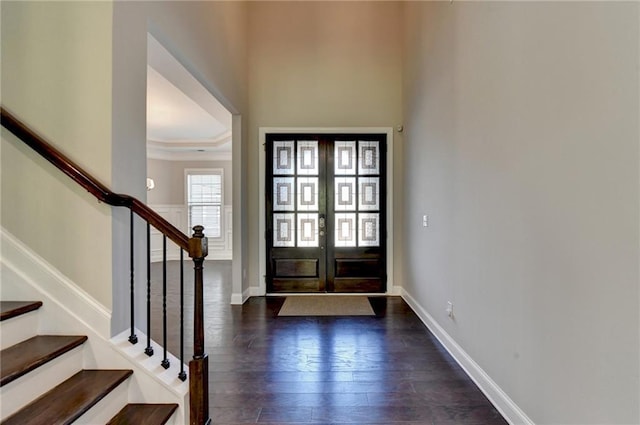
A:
[[1, 107, 210, 425]]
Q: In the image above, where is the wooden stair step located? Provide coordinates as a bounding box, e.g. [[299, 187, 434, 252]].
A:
[[1, 335, 88, 387], [0, 301, 42, 321], [0, 369, 133, 425], [107, 403, 179, 425]]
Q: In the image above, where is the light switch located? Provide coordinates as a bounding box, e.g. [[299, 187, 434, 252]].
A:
[[422, 215, 429, 227]]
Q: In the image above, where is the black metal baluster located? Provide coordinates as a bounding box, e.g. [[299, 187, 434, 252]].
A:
[[128, 210, 138, 344], [161, 235, 170, 369], [145, 222, 154, 356], [178, 249, 187, 381]]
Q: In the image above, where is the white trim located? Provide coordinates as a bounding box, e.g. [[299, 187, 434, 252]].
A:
[[1, 227, 188, 424], [230, 292, 243, 305], [148, 203, 232, 262], [258, 127, 394, 295], [401, 288, 534, 425], [387, 284, 403, 296], [1, 228, 111, 338], [111, 329, 189, 397], [148, 204, 187, 263], [231, 286, 253, 305], [185, 168, 225, 240], [147, 145, 231, 162]]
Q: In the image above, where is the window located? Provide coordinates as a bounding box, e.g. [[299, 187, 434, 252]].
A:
[[186, 169, 223, 238]]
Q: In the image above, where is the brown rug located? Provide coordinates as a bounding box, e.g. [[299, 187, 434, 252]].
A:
[[277, 296, 375, 316]]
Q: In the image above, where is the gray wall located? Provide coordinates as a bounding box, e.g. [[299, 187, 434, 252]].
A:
[[110, 1, 248, 333], [402, 2, 639, 423], [147, 158, 233, 206]]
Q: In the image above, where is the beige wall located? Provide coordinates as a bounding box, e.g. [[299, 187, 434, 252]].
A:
[[247, 1, 404, 290], [2, 1, 249, 332], [5, 3, 640, 421], [111, 1, 248, 332], [402, 2, 639, 424], [147, 158, 233, 206], [1, 1, 115, 308]]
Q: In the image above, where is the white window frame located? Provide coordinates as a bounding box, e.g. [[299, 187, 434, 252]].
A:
[[185, 168, 224, 239]]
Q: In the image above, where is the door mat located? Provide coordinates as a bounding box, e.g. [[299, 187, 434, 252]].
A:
[[277, 296, 375, 316]]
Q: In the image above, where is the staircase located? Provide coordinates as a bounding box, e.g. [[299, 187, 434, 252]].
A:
[[0, 301, 178, 424], [1, 108, 209, 424]]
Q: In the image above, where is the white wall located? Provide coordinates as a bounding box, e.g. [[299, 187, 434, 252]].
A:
[[402, 2, 639, 424], [247, 1, 404, 292], [1, 1, 115, 308]]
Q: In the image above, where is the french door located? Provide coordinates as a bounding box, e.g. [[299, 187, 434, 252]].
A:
[[266, 133, 386, 293]]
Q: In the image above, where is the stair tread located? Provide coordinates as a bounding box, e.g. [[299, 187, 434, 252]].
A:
[[0, 301, 42, 321], [107, 403, 179, 425], [1, 335, 88, 387], [0, 369, 133, 425]]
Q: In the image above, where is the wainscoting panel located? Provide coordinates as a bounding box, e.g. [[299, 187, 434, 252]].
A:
[[149, 204, 232, 262]]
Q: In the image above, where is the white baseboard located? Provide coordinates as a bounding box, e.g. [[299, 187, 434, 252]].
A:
[[230, 292, 244, 305], [231, 287, 253, 305], [0, 227, 187, 424], [1, 228, 111, 338], [401, 288, 534, 425], [387, 284, 402, 295], [249, 286, 263, 298]]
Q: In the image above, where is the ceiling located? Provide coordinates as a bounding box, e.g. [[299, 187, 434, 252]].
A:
[[147, 35, 232, 161]]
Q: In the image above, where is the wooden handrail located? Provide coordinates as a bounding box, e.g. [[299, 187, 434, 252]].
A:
[[1, 107, 189, 253], [2, 106, 211, 424]]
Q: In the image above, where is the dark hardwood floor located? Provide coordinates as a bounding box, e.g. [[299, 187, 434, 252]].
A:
[[150, 261, 507, 425]]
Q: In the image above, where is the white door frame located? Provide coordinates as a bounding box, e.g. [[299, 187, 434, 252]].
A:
[[258, 127, 395, 296]]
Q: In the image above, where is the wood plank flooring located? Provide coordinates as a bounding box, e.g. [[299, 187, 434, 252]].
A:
[[150, 261, 507, 425]]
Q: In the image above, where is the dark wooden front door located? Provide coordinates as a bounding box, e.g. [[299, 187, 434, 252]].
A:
[[266, 133, 386, 293]]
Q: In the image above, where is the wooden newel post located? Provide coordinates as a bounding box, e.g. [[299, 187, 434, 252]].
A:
[[188, 225, 210, 425]]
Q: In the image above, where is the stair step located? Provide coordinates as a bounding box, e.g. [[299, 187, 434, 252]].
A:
[[1, 335, 88, 387], [107, 403, 179, 425], [0, 301, 42, 321], [0, 369, 133, 425]]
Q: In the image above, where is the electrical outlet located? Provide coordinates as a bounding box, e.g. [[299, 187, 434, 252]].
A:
[[422, 214, 429, 227], [446, 301, 453, 318]]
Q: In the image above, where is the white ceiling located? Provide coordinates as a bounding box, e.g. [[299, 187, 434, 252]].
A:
[[147, 34, 232, 161]]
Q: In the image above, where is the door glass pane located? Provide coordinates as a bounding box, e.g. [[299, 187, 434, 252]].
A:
[[358, 213, 379, 247], [335, 177, 356, 211], [335, 213, 357, 247], [274, 213, 295, 247], [297, 177, 318, 211], [358, 177, 379, 211], [358, 141, 379, 175], [297, 141, 318, 175], [297, 213, 319, 247], [273, 177, 295, 211], [273, 141, 295, 175], [334, 141, 356, 175]]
